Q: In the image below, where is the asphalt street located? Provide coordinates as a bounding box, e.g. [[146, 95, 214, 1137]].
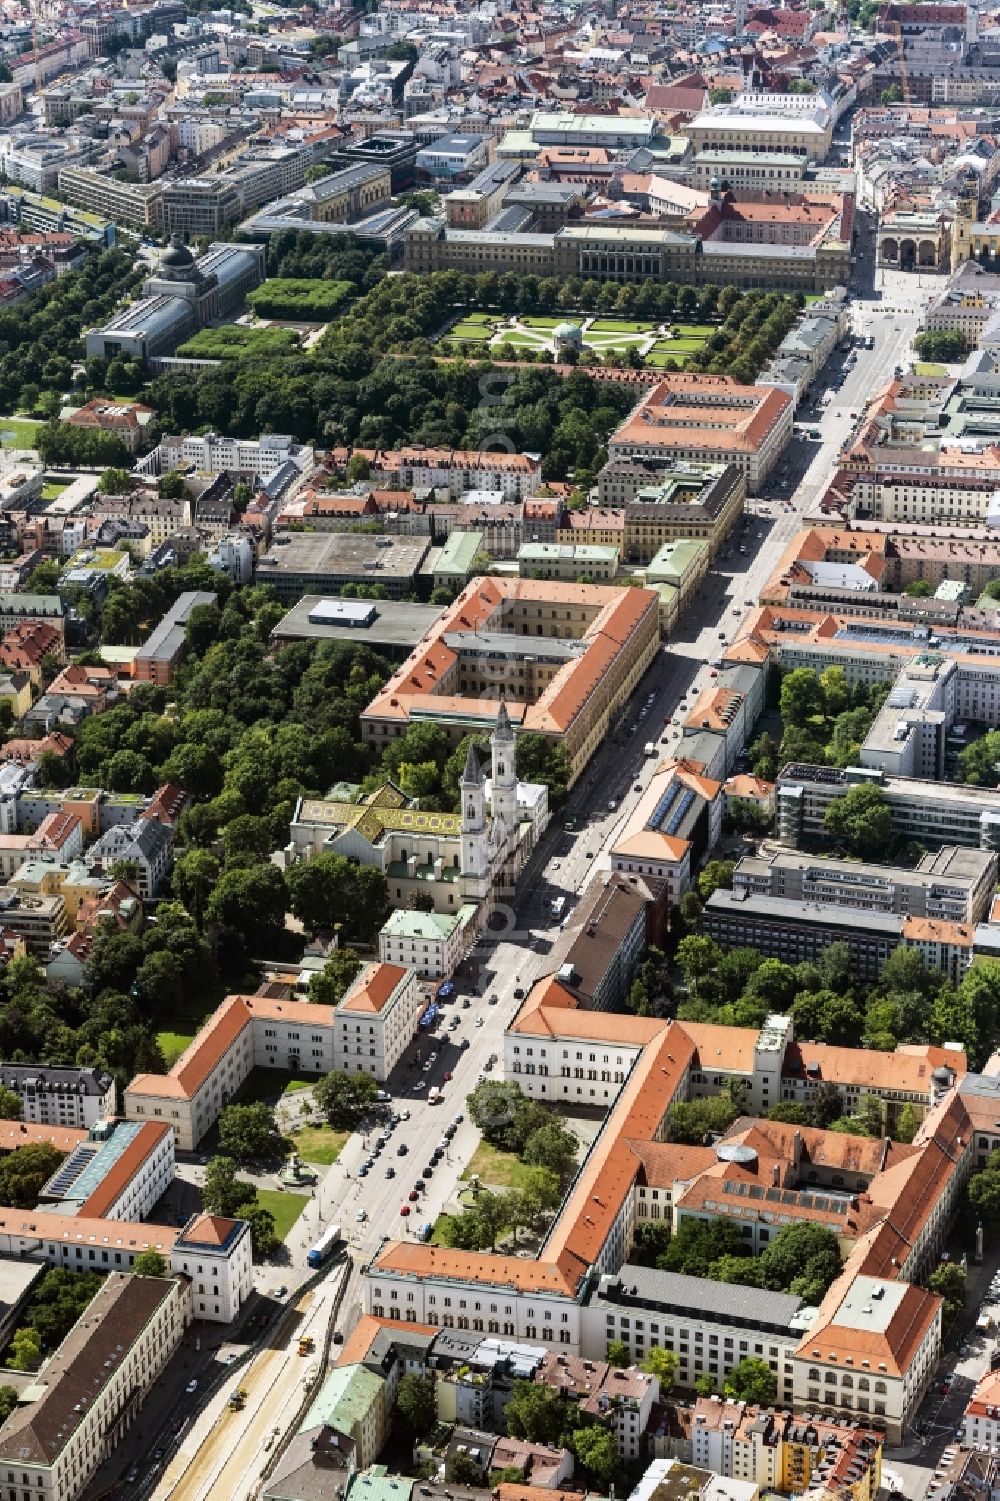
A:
[[91, 267, 947, 1501]]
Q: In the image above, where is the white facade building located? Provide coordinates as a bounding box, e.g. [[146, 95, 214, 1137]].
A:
[[170, 1212, 253, 1323], [0, 1064, 116, 1128], [378, 906, 475, 980], [158, 432, 314, 480]]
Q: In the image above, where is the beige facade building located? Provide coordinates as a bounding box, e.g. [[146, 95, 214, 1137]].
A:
[[360, 577, 661, 789], [160, 177, 242, 237], [792, 1272, 940, 1444], [686, 96, 833, 162], [0, 1273, 188, 1501], [56, 166, 163, 229], [607, 376, 793, 490]]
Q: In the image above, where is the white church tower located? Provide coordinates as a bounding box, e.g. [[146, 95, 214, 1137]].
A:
[[460, 740, 489, 896], [490, 700, 518, 842]]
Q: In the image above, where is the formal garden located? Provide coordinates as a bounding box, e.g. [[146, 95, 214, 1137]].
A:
[[439, 310, 719, 369]]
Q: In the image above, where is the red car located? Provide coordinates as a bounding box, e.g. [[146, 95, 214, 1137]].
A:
[[444, 1070, 453, 1081], [400, 1204, 411, 1216], [408, 1189, 420, 1201]]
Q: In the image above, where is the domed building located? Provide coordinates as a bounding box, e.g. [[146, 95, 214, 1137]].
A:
[[553, 320, 584, 354], [85, 236, 266, 362], [158, 235, 197, 274]]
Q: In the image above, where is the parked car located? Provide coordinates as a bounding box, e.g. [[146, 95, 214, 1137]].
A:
[[186, 1380, 198, 1395]]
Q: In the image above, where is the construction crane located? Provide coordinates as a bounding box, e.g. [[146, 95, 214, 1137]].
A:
[[887, 18, 911, 105]]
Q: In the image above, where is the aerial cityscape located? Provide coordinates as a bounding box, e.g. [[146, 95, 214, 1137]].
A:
[[5, 1, 1000, 1500]]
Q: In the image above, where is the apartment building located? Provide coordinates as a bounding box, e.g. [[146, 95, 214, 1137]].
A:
[[606, 377, 793, 491], [0, 1064, 115, 1128], [962, 1366, 1000, 1450], [361, 578, 661, 789], [304, 1365, 390, 1471], [536, 1351, 657, 1463], [688, 1397, 882, 1500], [0, 1273, 188, 1501], [0, 593, 63, 635], [580, 1266, 812, 1408], [87, 816, 173, 899], [0, 887, 69, 953]]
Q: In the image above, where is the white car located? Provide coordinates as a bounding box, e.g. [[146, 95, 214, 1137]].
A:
[[414, 1081, 426, 1092], [186, 1379, 198, 1395], [356, 1209, 367, 1222], [475, 1017, 484, 1028]]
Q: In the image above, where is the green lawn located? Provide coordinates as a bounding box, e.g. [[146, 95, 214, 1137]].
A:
[[587, 332, 649, 349], [518, 315, 564, 329], [671, 323, 716, 336], [0, 416, 43, 448], [645, 352, 687, 368], [461, 1141, 539, 1189], [157, 1029, 197, 1067], [288, 1124, 349, 1165], [430, 1213, 458, 1245], [496, 331, 543, 346], [235, 1067, 321, 1105], [653, 337, 707, 353], [256, 1187, 309, 1242], [588, 319, 655, 333], [915, 362, 947, 376], [455, 311, 495, 324], [449, 326, 492, 339], [41, 481, 72, 500]]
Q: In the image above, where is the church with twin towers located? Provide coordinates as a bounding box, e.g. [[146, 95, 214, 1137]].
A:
[[288, 701, 549, 931]]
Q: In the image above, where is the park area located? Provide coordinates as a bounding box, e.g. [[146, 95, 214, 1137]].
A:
[[174, 324, 302, 361], [440, 311, 717, 368]]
